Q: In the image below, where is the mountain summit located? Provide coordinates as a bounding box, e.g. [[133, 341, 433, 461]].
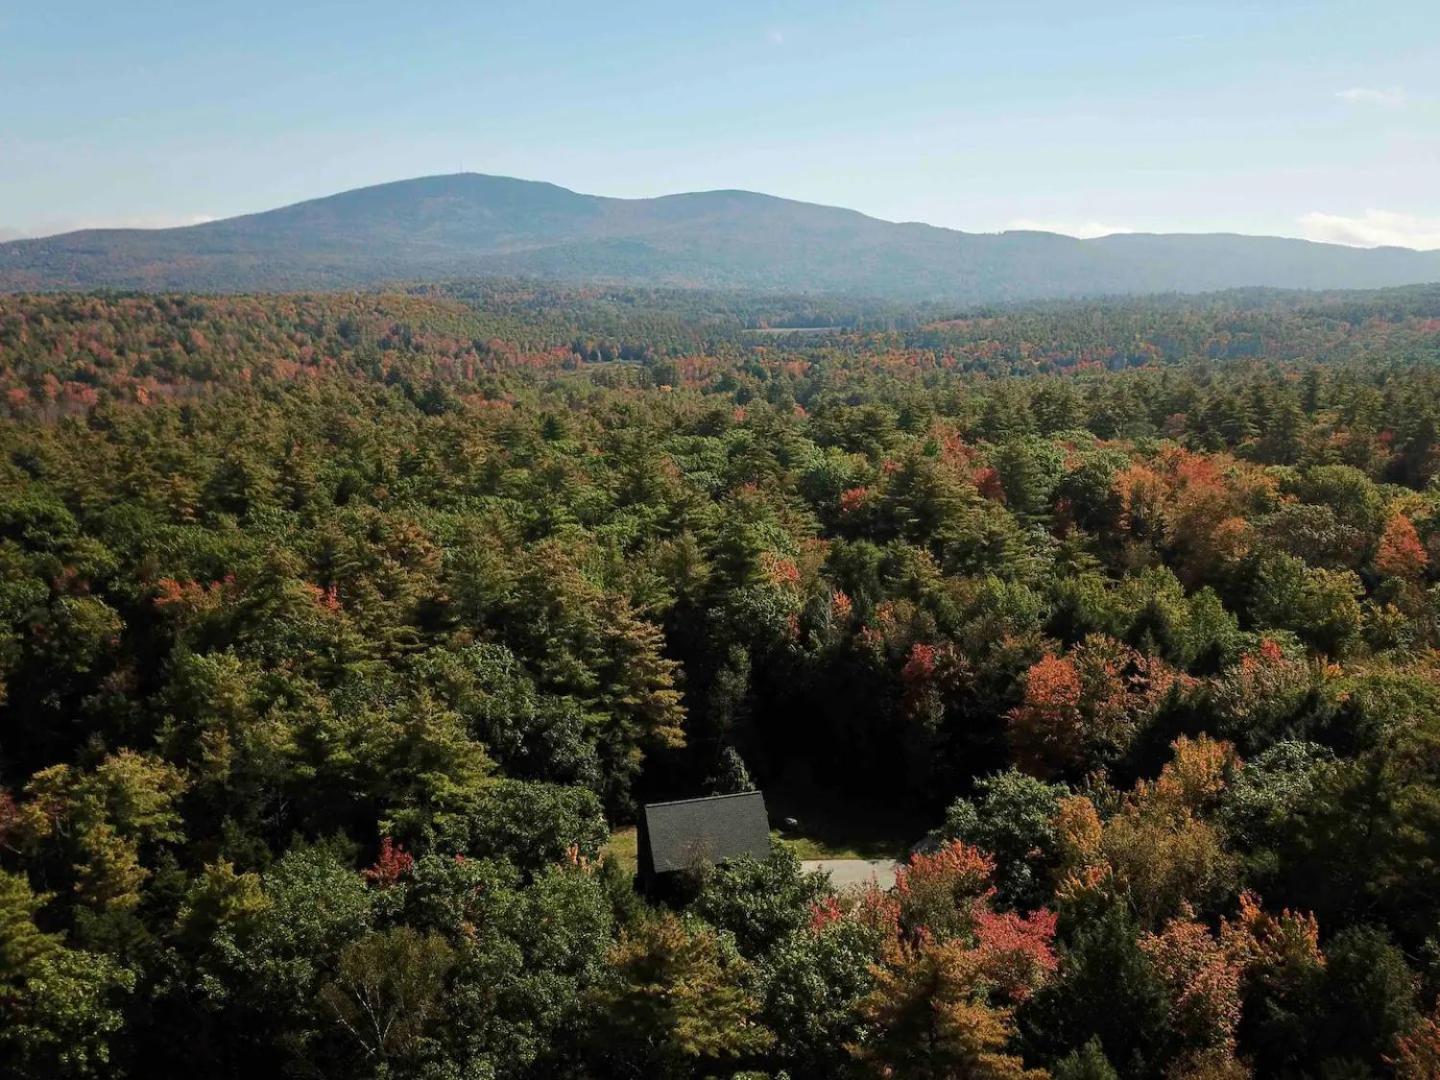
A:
[[4, 173, 1439, 299]]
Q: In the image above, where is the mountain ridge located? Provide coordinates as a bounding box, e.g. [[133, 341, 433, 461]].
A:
[[4, 172, 1439, 300]]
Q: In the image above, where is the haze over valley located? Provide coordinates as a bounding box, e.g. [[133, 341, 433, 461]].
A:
[[4, 173, 1440, 300]]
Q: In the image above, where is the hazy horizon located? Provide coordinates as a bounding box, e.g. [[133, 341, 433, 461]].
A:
[[4, 2, 1437, 249], [2, 169, 1439, 254]]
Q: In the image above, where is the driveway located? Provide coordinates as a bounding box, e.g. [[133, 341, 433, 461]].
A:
[[801, 859, 899, 890]]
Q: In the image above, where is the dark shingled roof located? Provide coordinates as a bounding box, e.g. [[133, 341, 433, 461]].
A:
[[639, 791, 770, 875]]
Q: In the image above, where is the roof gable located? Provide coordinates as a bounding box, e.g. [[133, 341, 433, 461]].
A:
[[640, 791, 770, 874]]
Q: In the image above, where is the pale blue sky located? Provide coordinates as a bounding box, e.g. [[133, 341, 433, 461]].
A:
[[3, 1, 1438, 246]]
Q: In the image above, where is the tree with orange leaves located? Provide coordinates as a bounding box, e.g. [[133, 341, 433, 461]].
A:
[[1008, 654, 1084, 777], [1390, 1009, 1440, 1080], [1055, 738, 1241, 928], [1140, 906, 1244, 1064], [1219, 892, 1325, 1076], [1009, 636, 1183, 778], [1376, 512, 1429, 579], [816, 836, 1060, 1078]]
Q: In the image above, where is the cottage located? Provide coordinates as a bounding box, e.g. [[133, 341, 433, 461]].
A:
[[636, 790, 770, 891]]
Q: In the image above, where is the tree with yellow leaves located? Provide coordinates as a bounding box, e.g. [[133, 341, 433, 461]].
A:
[[589, 910, 773, 1078], [852, 939, 1048, 1080]]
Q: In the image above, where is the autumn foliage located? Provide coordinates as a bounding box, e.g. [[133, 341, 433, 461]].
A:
[[1377, 512, 1429, 578], [0, 283, 1438, 1078]]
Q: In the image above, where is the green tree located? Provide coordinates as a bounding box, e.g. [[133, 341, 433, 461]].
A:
[[758, 916, 884, 1077], [1023, 903, 1170, 1079], [1052, 1037, 1120, 1080], [0, 872, 133, 1079], [993, 437, 1064, 522], [0, 946, 135, 1079], [692, 847, 833, 958], [941, 770, 1066, 912], [589, 911, 773, 1077], [319, 926, 455, 1066]]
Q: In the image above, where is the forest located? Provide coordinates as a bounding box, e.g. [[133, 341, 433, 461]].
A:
[[2, 280, 1440, 1079]]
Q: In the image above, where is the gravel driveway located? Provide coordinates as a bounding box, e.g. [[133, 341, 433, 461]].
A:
[[801, 859, 899, 890]]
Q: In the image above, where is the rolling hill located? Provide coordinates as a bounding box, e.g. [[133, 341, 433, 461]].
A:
[[3, 172, 1439, 301]]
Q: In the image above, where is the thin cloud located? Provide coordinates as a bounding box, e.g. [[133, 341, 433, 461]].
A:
[[93, 212, 218, 230], [1335, 86, 1406, 108], [1299, 209, 1440, 251], [0, 213, 216, 240], [1008, 218, 1135, 240], [766, 29, 785, 45]]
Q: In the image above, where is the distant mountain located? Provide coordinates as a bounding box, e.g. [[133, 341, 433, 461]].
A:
[[3, 173, 1439, 300]]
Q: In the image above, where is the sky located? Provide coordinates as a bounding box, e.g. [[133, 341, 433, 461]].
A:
[[2, 1, 1438, 246]]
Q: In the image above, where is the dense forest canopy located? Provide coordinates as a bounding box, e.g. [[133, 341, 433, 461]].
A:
[[2, 281, 1440, 1078]]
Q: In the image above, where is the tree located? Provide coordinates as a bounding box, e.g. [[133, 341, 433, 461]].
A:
[[1139, 908, 1243, 1065], [589, 911, 772, 1077], [319, 926, 455, 1065], [441, 778, 606, 872], [692, 847, 833, 958], [1219, 741, 1334, 868], [1317, 926, 1418, 1069], [0, 946, 135, 1079], [1390, 1008, 1440, 1080], [412, 642, 600, 788], [852, 940, 1046, 1080], [1023, 902, 1170, 1078], [1207, 641, 1323, 756], [1009, 636, 1183, 778], [704, 744, 757, 795], [1376, 512, 1428, 579], [0, 871, 133, 1080], [1293, 465, 1385, 538], [1250, 554, 1364, 656], [1052, 1038, 1120, 1080], [220, 843, 373, 1058], [1219, 892, 1325, 1077], [0, 869, 57, 995], [895, 840, 997, 943], [1096, 738, 1241, 927], [9, 752, 187, 920], [758, 915, 884, 1077], [993, 437, 1064, 522], [405, 856, 614, 1078], [941, 770, 1066, 912]]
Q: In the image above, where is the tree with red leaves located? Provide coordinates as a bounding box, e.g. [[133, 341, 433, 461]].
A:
[[362, 838, 414, 888], [973, 908, 1060, 1004], [895, 840, 997, 942]]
